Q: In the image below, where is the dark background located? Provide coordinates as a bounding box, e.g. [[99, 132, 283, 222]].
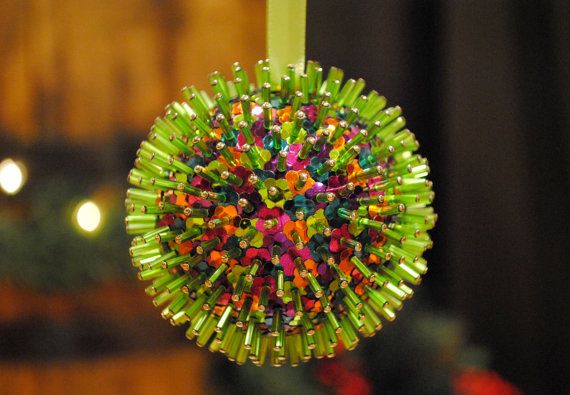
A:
[[307, 0, 569, 392], [0, 0, 568, 393]]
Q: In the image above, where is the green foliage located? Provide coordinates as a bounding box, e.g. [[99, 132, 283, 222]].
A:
[[0, 177, 130, 290]]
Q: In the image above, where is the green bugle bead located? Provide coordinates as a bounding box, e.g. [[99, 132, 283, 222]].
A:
[[196, 314, 218, 347], [290, 110, 305, 142], [244, 317, 257, 349], [280, 75, 291, 102], [364, 244, 392, 261], [294, 172, 309, 190], [153, 288, 180, 307], [350, 256, 376, 281], [248, 174, 265, 189], [271, 244, 281, 265], [315, 192, 336, 203], [298, 136, 316, 160], [203, 285, 226, 311], [270, 307, 283, 336], [242, 144, 263, 169], [245, 259, 260, 282], [337, 208, 358, 221], [313, 129, 330, 151], [276, 270, 284, 298], [240, 95, 252, 123], [161, 292, 189, 319], [215, 114, 236, 142], [292, 91, 303, 113], [334, 146, 361, 170], [329, 120, 348, 143], [231, 276, 246, 302], [315, 159, 335, 176], [357, 217, 386, 230], [291, 287, 304, 317], [307, 273, 323, 298], [262, 102, 272, 129], [194, 165, 222, 184], [237, 198, 254, 213], [181, 273, 207, 294], [271, 125, 282, 150], [154, 229, 178, 243], [314, 101, 330, 129], [138, 266, 168, 281], [205, 263, 228, 287], [258, 285, 270, 312], [196, 237, 221, 255], [215, 305, 234, 333], [191, 136, 213, 157], [232, 62, 250, 94], [208, 216, 233, 229], [344, 107, 359, 125], [238, 227, 257, 249], [146, 272, 178, 295], [277, 150, 287, 172], [343, 128, 368, 152], [236, 297, 253, 327], [262, 82, 271, 103], [175, 227, 202, 244], [327, 79, 341, 102], [216, 142, 238, 166]]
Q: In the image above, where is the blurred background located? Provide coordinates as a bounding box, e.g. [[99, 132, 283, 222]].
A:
[[0, 0, 568, 394]]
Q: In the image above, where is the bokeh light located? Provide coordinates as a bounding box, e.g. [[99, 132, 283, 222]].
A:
[[0, 158, 27, 195], [75, 200, 102, 232]]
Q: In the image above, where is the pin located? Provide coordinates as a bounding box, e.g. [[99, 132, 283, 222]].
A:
[[271, 244, 281, 264], [315, 192, 336, 203], [215, 114, 235, 143], [315, 159, 335, 176], [290, 111, 306, 142], [238, 227, 257, 249], [315, 101, 330, 128], [232, 62, 250, 95], [292, 91, 303, 113], [205, 263, 228, 288], [313, 129, 330, 151], [280, 75, 291, 101], [216, 142, 237, 166], [237, 198, 254, 213], [258, 286, 270, 311], [329, 120, 348, 143], [240, 95, 252, 123], [294, 172, 309, 190], [262, 102, 273, 129], [262, 82, 271, 103], [276, 270, 284, 297], [196, 237, 221, 255], [298, 136, 316, 160], [237, 121, 255, 145], [271, 125, 282, 150], [267, 186, 283, 202], [219, 170, 242, 187], [350, 256, 376, 281], [277, 150, 288, 172]]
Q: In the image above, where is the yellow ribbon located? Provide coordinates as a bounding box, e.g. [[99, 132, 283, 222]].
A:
[[266, 0, 307, 86]]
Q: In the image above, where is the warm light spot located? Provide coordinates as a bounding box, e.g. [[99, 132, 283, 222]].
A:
[[251, 105, 263, 116], [76, 201, 102, 232], [0, 159, 26, 195]]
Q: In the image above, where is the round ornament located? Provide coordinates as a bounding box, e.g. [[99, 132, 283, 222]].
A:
[[125, 59, 436, 366]]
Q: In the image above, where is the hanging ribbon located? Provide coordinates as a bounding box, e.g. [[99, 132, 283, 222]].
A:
[[266, 0, 307, 86]]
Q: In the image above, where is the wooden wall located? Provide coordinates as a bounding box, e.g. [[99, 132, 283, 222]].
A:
[[0, 0, 265, 143], [0, 348, 207, 395]]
